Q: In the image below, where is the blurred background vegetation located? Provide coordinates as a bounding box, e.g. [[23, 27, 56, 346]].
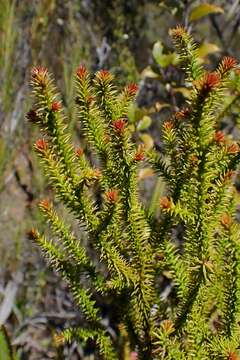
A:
[[1, 0, 240, 358]]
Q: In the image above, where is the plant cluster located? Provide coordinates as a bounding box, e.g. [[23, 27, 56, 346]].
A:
[[28, 27, 240, 359]]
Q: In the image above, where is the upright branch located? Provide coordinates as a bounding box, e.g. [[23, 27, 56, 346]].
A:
[[28, 27, 240, 360]]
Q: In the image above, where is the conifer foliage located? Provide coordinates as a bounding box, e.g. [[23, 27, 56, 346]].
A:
[[28, 27, 240, 359]]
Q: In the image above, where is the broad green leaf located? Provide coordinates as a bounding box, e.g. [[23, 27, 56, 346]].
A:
[[0, 327, 13, 360], [128, 104, 149, 124], [137, 116, 152, 131], [153, 41, 178, 68], [139, 134, 154, 150], [197, 42, 220, 58], [141, 66, 159, 79], [189, 3, 224, 22]]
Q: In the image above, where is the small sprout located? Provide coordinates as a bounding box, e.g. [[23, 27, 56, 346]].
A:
[[27, 228, 39, 240], [220, 56, 238, 74], [220, 213, 232, 229], [31, 66, 48, 79], [31, 66, 48, 86], [134, 145, 145, 161], [163, 120, 174, 131], [161, 319, 175, 335], [76, 64, 88, 79], [75, 147, 84, 157], [125, 83, 138, 96], [35, 139, 48, 152], [39, 199, 51, 211], [170, 25, 187, 38], [54, 333, 65, 345], [106, 189, 118, 203], [51, 101, 61, 112], [227, 143, 239, 154], [215, 130, 225, 144], [96, 69, 114, 82], [175, 107, 190, 120], [160, 196, 172, 210], [112, 118, 127, 135], [197, 72, 220, 93]]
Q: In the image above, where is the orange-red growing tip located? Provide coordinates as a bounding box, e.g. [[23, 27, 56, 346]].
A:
[[75, 147, 84, 157], [175, 107, 190, 120], [170, 25, 186, 38], [31, 67, 48, 87], [39, 199, 51, 211], [215, 130, 225, 144], [160, 196, 172, 210], [31, 66, 48, 78], [27, 228, 39, 240], [200, 72, 220, 92], [97, 69, 112, 80], [106, 189, 118, 203], [163, 120, 174, 131], [134, 145, 145, 161], [51, 101, 61, 112], [220, 213, 232, 229], [35, 139, 48, 152], [227, 143, 239, 154], [126, 83, 138, 96], [76, 65, 88, 78], [161, 319, 175, 335], [221, 57, 238, 73], [112, 118, 126, 134]]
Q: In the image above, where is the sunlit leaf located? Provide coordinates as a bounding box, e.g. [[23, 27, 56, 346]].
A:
[[137, 116, 152, 131], [128, 104, 149, 124], [138, 167, 154, 180], [197, 42, 220, 59], [153, 41, 178, 68], [189, 3, 224, 22], [0, 327, 14, 360], [141, 66, 159, 79], [139, 134, 154, 150]]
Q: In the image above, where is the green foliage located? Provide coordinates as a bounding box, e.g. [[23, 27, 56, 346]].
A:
[[0, 326, 18, 360], [29, 27, 240, 359]]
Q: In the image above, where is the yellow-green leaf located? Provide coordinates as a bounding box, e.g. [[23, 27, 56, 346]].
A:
[[197, 42, 220, 58], [0, 327, 14, 360], [153, 41, 178, 68], [189, 3, 224, 22], [137, 116, 152, 131], [141, 66, 159, 79], [138, 167, 154, 180], [139, 134, 154, 150]]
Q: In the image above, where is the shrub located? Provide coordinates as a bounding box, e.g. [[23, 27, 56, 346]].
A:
[[28, 27, 240, 359]]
